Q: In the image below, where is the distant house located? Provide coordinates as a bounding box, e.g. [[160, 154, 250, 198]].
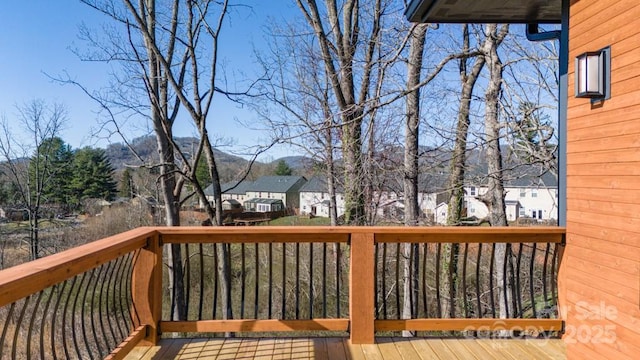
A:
[[463, 173, 558, 222], [299, 176, 345, 217], [203, 180, 253, 208], [221, 199, 242, 211], [221, 181, 253, 203], [244, 176, 307, 210], [434, 202, 449, 225]]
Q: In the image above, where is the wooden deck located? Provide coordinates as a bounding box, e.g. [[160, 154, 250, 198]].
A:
[[124, 337, 566, 359]]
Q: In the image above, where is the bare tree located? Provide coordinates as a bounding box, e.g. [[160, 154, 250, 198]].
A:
[[401, 22, 428, 336], [446, 24, 488, 226], [295, 0, 384, 225], [0, 100, 66, 260], [476, 24, 513, 326]]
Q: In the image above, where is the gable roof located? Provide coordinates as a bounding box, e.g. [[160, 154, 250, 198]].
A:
[[221, 180, 253, 195], [247, 176, 307, 193], [299, 176, 344, 193], [204, 180, 254, 196]]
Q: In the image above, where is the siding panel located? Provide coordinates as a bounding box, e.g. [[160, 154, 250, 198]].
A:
[[564, 2, 640, 358]]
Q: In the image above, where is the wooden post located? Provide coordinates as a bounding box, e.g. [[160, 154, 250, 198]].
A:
[[349, 232, 375, 344], [131, 232, 162, 345]]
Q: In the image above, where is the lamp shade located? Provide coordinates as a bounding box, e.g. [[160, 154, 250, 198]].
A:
[[575, 50, 606, 98]]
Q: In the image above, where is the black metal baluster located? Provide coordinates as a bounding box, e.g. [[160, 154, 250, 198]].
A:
[[529, 243, 538, 318], [103, 259, 119, 348], [213, 243, 218, 319], [322, 242, 327, 319], [241, 243, 246, 319], [40, 286, 56, 360], [508, 244, 517, 318], [1, 302, 16, 360], [12, 296, 30, 360], [374, 243, 379, 319], [551, 243, 558, 313], [462, 243, 469, 318], [75, 272, 98, 359], [409, 243, 415, 318], [128, 250, 142, 327], [309, 242, 314, 319], [52, 279, 70, 360], [185, 243, 191, 319], [395, 243, 401, 318], [335, 243, 341, 318], [199, 243, 205, 320], [92, 265, 109, 354], [542, 243, 551, 309], [422, 243, 428, 318], [268, 243, 273, 319], [475, 243, 482, 318], [502, 244, 511, 318], [382, 243, 387, 319], [489, 244, 496, 318], [435, 243, 442, 318], [80, 268, 95, 360], [98, 261, 119, 351], [515, 243, 524, 317], [282, 242, 287, 319], [112, 256, 127, 340], [255, 243, 259, 319], [26, 291, 44, 360], [295, 242, 300, 319]]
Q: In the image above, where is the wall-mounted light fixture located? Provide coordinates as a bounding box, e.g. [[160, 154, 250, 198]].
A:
[[575, 46, 611, 101]]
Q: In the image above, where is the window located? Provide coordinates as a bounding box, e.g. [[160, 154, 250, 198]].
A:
[[531, 189, 538, 198], [470, 186, 476, 196], [519, 208, 525, 217], [520, 189, 526, 198]]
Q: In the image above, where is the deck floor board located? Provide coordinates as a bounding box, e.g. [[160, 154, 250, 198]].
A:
[[124, 337, 565, 359]]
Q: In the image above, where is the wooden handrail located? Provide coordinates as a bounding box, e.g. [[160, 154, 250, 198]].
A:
[[0, 227, 156, 308], [156, 226, 565, 244]]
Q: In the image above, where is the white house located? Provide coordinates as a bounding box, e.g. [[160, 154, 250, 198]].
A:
[[299, 176, 345, 217], [463, 183, 558, 223]]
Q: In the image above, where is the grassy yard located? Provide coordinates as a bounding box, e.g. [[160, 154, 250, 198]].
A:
[[267, 215, 332, 226]]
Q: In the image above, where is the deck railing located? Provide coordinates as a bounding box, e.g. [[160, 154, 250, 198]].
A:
[[0, 226, 565, 358]]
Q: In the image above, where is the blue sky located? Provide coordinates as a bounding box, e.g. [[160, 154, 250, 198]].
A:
[[0, 1, 300, 160]]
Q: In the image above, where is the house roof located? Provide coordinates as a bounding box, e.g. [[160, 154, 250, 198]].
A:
[[247, 176, 307, 193], [244, 198, 285, 205], [222, 181, 253, 195], [299, 176, 344, 193], [223, 199, 241, 205], [204, 180, 254, 196], [405, 0, 561, 24]]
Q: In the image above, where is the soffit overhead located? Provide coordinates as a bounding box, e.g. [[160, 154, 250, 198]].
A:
[[405, 0, 561, 24]]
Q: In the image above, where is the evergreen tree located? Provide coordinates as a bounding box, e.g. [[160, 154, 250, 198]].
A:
[[195, 157, 212, 187], [69, 147, 117, 208], [29, 137, 74, 206], [119, 168, 134, 199], [274, 160, 292, 176]]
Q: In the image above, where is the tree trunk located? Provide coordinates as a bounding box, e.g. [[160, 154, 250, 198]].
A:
[[446, 24, 486, 226], [143, 0, 185, 321], [479, 24, 511, 328], [441, 25, 487, 320], [401, 23, 427, 337]]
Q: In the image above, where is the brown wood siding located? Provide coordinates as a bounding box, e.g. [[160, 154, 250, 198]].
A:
[[563, 0, 640, 359]]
